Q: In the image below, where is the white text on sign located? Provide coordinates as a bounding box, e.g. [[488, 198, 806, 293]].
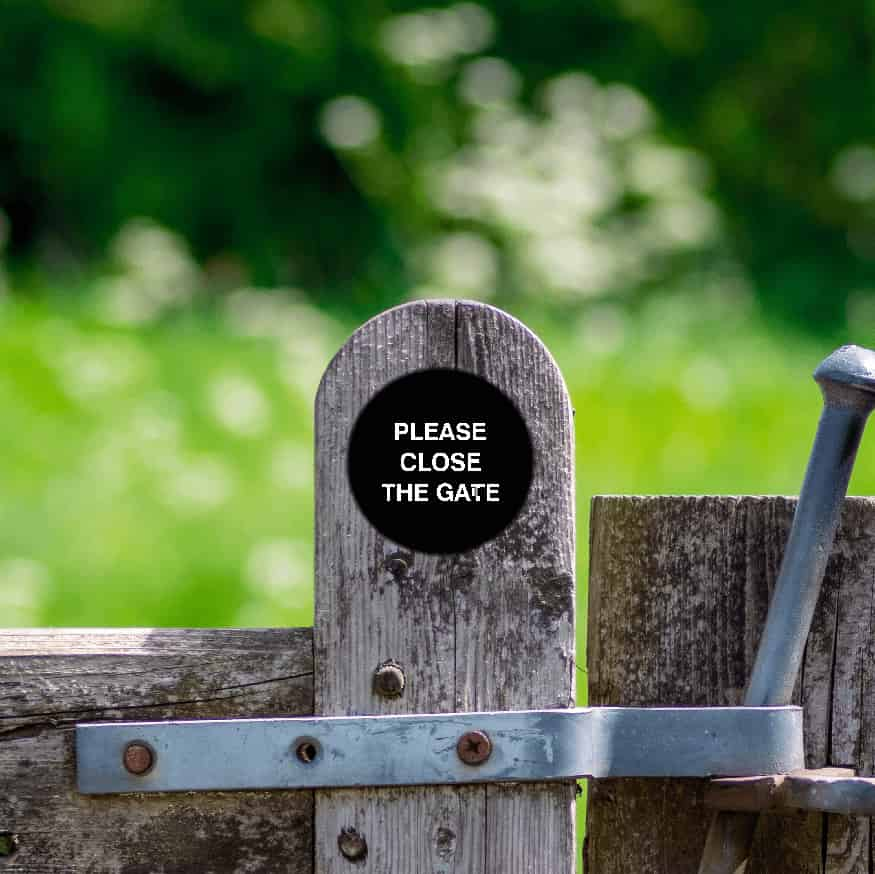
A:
[[381, 421, 500, 503]]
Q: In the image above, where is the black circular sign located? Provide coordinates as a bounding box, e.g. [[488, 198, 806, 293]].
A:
[[347, 368, 533, 554]]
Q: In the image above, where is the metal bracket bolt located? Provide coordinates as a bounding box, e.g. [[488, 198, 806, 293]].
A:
[[457, 730, 492, 765], [122, 742, 154, 776], [294, 737, 321, 764]]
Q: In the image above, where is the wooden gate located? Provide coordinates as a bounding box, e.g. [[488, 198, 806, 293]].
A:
[[3, 299, 871, 873]]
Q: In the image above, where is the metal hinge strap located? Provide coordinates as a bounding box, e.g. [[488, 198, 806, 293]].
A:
[[76, 705, 803, 795]]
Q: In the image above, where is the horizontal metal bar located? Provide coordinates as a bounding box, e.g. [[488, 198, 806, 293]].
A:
[[76, 706, 803, 795], [706, 768, 875, 816]]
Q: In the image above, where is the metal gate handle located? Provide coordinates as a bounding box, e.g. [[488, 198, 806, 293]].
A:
[[699, 344, 875, 873]]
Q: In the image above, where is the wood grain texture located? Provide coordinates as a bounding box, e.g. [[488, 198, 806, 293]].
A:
[[314, 300, 575, 874], [0, 627, 314, 873], [456, 302, 576, 874], [585, 495, 875, 874]]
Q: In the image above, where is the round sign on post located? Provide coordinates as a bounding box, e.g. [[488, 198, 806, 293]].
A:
[[347, 368, 533, 554]]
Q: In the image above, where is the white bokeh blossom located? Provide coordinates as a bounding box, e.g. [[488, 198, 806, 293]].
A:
[[380, 3, 494, 68], [208, 373, 271, 438], [97, 218, 201, 325], [408, 70, 724, 299]]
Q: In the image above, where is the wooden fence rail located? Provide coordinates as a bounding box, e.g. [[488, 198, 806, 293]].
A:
[[0, 629, 314, 872]]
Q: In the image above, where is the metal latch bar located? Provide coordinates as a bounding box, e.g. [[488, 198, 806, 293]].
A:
[[705, 768, 875, 817], [76, 705, 804, 795]]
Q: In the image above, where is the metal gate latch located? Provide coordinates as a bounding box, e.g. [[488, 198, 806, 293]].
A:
[[75, 705, 803, 794]]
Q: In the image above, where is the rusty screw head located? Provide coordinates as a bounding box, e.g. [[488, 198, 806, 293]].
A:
[[338, 826, 368, 862], [373, 661, 405, 699], [123, 741, 154, 776], [457, 730, 492, 765]]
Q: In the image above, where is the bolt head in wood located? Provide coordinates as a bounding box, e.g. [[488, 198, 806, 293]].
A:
[[385, 555, 408, 578], [338, 826, 367, 862], [457, 730, 492, 765], [373, 661, 405, 699], [123, 742, 154, 775]]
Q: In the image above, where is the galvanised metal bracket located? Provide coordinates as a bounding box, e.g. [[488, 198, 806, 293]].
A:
[[75, 705, 803, 794]]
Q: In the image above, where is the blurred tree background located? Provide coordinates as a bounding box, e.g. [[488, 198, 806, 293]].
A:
[[4, 0, 875, 327], [1, 3, 875, 658]]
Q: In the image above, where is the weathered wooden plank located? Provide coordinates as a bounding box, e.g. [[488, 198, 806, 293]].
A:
[[313, 300, 575, 873], [585, 495, 875, 874], [314, 300, 479, 874], [455, 302, 576, 874], [0, 627, 314, 873], [823, 507, 875, 874]]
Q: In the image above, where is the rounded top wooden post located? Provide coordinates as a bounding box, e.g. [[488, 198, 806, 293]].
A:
[[313, 299, 577, 873]]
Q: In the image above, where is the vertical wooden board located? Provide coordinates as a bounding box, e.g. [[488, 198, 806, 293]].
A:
[[313, 300, 457, 720], [785, 503, 844, 874], [314, 300, 576, 874], [827, 505, 875, 771], [455, 302, 576, 874], [316, 787, 485, 873], [824, 503, 875, 874], [486, 783, 576, 871], [584, 778, 717, 871], [314, 300, 484, 873], [584, 496, 875, 874], [0, 628, 314, 873], [864, 583, 875, 874]]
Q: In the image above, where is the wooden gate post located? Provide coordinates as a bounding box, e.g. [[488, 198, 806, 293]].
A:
[[313, 300, 577, 873], [586, 495, 875, 873]]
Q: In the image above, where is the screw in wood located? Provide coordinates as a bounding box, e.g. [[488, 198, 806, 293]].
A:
[[457, 730, 492, 765], [337, 826, 368, 862], [384, 554, 409, 578], [122, 741, 155, 776], [373, 660, 406, 699]]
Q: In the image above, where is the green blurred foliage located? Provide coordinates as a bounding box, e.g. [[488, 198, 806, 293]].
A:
[[2, 0, 875, 329], [3, 276, 875, 634]]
